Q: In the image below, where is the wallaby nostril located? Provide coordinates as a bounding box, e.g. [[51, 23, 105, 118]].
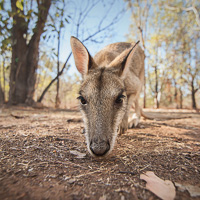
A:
[[106, 141, 110, 151], [90, 141, 110, 156]]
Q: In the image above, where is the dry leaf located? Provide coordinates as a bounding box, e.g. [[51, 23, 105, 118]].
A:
[[175, 182, 200, 197], [70, 150, 86, 158], [140, 171, 176, 200]]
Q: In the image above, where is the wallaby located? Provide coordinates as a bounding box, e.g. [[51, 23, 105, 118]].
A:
[[70, 36, 145, 157]]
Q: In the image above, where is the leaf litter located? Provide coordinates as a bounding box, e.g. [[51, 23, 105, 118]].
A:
[[140, 171, 176, 200], [175, 182, 200, 197]]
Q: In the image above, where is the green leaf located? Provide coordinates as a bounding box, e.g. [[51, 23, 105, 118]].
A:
[[65, 18, 69, 24], [27, 9, 33, 18], [16, 0, 24, 11], [60, 21, 64, 28]]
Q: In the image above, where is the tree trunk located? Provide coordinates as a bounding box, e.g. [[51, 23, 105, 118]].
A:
[[9, 0, 28, 104], [55, 30, 61, 108], [25, 33, 43, 105], [9, 0, 51, 105], [143, 70, 146, 108], [0, 82, 4, 104], [179, 88, 183, 109], [55, 79, 60, 108], [191, 80, 197, 109], [154, 66, 159, 108], [173, 80, 179, 109], [3, 57, 6, 97], [0, 58, 5, 104]]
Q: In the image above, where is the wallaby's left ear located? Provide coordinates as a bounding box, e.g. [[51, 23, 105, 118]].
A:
[[108, 41, 140, 79], [70, 36, 96, 78]]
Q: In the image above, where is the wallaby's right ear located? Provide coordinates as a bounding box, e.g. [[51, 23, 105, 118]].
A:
[[70, 36, 96, 78]]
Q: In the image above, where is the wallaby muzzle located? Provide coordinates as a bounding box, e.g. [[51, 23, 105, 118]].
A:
[[90, 138, 110, 156]]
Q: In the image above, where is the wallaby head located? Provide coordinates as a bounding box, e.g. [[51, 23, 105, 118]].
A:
[[70, 36, 140, 157]]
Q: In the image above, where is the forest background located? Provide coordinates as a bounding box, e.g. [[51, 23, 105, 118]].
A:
[[0, 0, 199, 110]]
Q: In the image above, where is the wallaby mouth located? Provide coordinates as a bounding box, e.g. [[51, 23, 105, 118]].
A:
[[89, 140, 110, 157]]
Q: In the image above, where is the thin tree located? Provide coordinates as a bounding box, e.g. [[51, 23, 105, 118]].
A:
[[125, 0, 152, 108], [47, 0, 68, 108], [0, 2, 12, 103]]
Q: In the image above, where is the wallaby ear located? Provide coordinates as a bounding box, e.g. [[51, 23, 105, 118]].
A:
[[70, 36, 96, 77], [108, 41, 140, 79]]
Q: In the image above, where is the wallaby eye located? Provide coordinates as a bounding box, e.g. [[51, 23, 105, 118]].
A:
[[115, 95, 125, 104], [77, 96, 87, 105]]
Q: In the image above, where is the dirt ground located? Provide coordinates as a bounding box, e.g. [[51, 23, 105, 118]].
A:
[[0, 106, 200, 200]]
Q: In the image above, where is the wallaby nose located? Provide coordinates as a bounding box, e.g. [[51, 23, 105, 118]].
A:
[[90, 140, 110, 156]]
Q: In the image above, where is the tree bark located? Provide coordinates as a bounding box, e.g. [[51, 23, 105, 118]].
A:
[[9, 0, 28, 104], [9, 0, 51, 105], [26, 0, 51, 105], [0, 82, 4, 104], [191, 80, 197, 109], [143, 70, 146, 108], [154, 65, 159, 108], [0, 58, 5, 104], [55, 29, 62, 108], [173, 79, 179, 109], [179, 88, 183, 109]]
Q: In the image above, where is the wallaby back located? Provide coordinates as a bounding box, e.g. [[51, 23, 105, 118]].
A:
[[94, 42, 145, 96]]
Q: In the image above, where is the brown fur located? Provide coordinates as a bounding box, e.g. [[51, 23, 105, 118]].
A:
[[70, 36, 145, 157]]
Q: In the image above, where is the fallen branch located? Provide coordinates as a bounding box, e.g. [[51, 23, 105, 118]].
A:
[[141, 108, 192, 120], [11, 113, 26, 119]]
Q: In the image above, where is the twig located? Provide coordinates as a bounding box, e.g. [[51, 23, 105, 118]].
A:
[[119, 171, 136, 175], [165, 4, 200, 30], [73, 169, 103, 178], [54, 160, 88, 170]]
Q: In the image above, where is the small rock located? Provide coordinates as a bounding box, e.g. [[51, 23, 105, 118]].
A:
[[68, 178, 76, 184]]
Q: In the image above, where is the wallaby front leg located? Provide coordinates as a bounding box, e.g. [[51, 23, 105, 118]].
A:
[[119, 94, 135, 135], [119, 113, 128, 135], [128, 98, 141, 128]]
